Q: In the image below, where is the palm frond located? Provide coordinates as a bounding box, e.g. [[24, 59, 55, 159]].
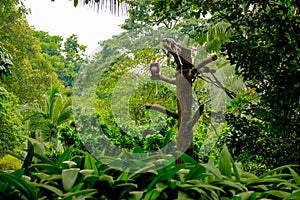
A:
[[79, 0, 129, 15]]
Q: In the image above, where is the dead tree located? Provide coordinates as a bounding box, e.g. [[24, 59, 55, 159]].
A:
[[146, 38, 235, 164]]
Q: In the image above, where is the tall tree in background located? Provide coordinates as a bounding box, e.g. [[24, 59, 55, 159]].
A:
[[62, 34, 87, 88], [0, 0, 61, 104], [34, 31, 86, 88]]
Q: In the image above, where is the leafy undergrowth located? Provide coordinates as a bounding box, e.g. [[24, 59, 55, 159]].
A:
[[0, 140, 299, 200]]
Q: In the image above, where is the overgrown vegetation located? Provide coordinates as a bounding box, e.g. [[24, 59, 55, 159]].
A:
[[0, 0, 299, 198], [1, 140, 299, 199]]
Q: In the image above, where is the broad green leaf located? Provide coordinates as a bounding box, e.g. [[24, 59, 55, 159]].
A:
[[162, 129, 173, 147], [34, 173, 62, 181], [144, 189, 161, 200], [0, 172, 37, 200], [201, 162, 223, 180], [33, 152, 55, 165], [235, 191, 256, 200], [219, 145, 232, 179], [231, 158, 241, 182], [178, 191, 190, 200], [259, 164, 298, 178], [84, 153, 99, 175], [99, 174, 114, 183], [31, 183, 63, 196], [179, 153, 198, 165], [130, 164, 157, 175], [29, 164, 61, 174], [288, 167, 300, 186], [185, 164, 207, 180], [12, 168, 25, 178], [284, 190, 300, 199], [22, 140, 34, 172], [217, 180, 247, 192], [5, 151, 24, 162], [186, 180, 224, 192], [155, 182, 168, 192], [62, 168, 80, 191], [56, 148, 73, 167], [264, 190, 291, 199], [117, 170, 131, 181], [129, 191, 144, 200], [69, 183, 84, 192], [62, 189, 98, 199], [147, 164, 187, 191]]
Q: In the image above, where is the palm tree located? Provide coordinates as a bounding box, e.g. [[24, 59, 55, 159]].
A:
[[66, 0, 129, 15], [20, 86, 73, 144]]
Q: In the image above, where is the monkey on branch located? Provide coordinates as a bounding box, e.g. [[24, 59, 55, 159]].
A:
[[149, 58, 160, 78]]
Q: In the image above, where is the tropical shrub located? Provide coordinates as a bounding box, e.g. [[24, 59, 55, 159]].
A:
[[1, 140, 299, 199]]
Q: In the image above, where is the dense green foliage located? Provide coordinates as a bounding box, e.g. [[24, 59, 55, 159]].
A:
[[0, 43, 12, 78], [216, 1, 300, 170], [34, 31, 87, 88], [1, 140, 299, 199], [0, 0, 61, 104], [0, 0, 299, 198], [0, 89, 24, 157], [0, 43, 24, 156], [20, 86, 73, 145], [122, 0, 300, 171]]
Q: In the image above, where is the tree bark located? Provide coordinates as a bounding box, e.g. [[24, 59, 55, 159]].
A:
[[175, 71, 194, 165]]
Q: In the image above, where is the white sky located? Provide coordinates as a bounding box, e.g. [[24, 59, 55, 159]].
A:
[[24, 0, 127, 55]]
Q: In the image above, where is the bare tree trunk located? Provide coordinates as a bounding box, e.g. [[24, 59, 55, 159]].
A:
[[176, 72, 193, 165]]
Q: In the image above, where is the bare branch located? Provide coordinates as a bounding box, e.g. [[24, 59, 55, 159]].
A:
[[145, 104, 178, 119], [209, 71, 236, 99], [189, 54, 218, 79], [151, 75, 176, 85], [196, 54, 218, 70]]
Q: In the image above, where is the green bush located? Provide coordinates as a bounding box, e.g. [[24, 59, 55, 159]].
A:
[[219, 92, 300, 174], [0, 155, 22, 170], [0, 89, 24, 157]]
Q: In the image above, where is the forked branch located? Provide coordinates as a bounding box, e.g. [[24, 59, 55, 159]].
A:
[[145, 104, 178, 119]]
